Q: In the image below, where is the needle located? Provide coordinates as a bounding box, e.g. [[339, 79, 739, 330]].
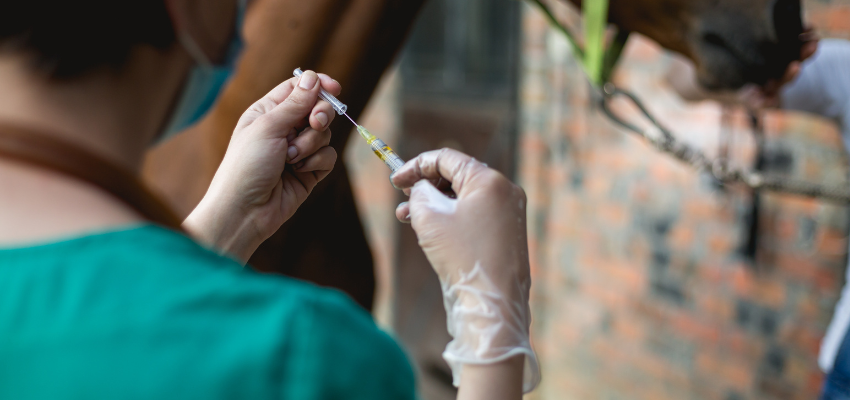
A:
[[344, 113, 358, 127]]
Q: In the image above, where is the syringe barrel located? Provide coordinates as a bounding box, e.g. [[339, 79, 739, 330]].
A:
[[293, 68, 348, 115], [370, 138, 406, 173]]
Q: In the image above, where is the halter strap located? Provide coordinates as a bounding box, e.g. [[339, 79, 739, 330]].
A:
[[0, 124, 183, 230]]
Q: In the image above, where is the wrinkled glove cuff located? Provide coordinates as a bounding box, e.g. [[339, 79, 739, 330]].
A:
[[440, 263, 541, 394]]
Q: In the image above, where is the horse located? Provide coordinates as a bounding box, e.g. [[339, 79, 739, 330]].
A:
[[141, 1, 805, 395], [567, 0, 804, 89], [143, 0, 429, 310], [142, 0, 805, 309]]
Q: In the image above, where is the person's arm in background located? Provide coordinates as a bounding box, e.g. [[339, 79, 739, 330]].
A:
[[778, 39, 850, 131], [392, 149, 541, 399]]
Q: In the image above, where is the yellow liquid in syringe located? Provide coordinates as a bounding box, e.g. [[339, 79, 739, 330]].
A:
[[357, 125, 377, 143], [356, 125, 405, 172]]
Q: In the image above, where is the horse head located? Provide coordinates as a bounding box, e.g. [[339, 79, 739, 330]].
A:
[[567, 0, 804, 89]]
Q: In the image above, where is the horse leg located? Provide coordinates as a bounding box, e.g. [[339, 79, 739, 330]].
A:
[[250, 0, 428, 310], [143, 0, 351, 215], [143, 0, 427, 309]]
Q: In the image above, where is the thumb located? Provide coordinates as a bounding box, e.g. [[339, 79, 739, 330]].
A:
[[246, 71, 322, 138], [409, 180, 458, 227]]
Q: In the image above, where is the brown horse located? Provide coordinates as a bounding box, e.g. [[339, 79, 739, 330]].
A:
[[570, 0, 804, 89], [141, 2, 804, 395], [143, 0, 429, 310], [142, 0, 805, 308]]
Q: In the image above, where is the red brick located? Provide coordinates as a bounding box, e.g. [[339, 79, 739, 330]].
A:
[[818, 229, 848, 257], [808, 371, 827, 395], [780, 325, 823, 356], [717, 355, 754, 391], [597, 203, 629, 227], [505, 2, 850, 398], [671, 311, 721, 344], [708, 233, 734, 254], [683, 200, 721, 221], [827, 7, 850, 32], [731, 267, 756, 297], [694, 287, 734, 320], [669, 225, 695, 248], [752, 279, 788, 309], [776, 255, 823, 283]]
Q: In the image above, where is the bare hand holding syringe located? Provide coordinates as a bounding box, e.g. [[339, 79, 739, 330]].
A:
[[293, 68, 405, 174]]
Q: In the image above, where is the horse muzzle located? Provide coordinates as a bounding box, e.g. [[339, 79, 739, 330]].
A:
[[694, 0, 803, 89]]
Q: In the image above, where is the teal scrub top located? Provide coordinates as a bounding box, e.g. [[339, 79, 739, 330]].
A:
[[0, 225, 416, 399]]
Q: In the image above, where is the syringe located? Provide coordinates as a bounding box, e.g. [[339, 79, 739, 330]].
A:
[[294, 68, 405, 173]]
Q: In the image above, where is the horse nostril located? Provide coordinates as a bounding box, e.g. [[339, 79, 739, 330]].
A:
[[702, 33, 726, 48]]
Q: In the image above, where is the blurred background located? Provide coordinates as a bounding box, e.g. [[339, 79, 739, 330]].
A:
[[344, 0, 850, 399]]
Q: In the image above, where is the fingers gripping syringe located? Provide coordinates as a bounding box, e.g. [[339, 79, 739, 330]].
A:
[[294, 68, 348, 115], [294, 68, 405, 173]]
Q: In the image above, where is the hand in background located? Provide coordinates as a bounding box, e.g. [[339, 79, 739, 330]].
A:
[[758, 29, 820, 106]]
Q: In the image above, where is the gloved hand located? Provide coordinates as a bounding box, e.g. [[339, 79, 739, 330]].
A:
[[184, 70, 338, 262], [391, 149, 541, 394]]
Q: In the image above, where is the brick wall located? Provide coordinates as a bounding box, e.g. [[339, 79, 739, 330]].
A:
[[346, 1, 850, 398], [520, 1, 850, 399]]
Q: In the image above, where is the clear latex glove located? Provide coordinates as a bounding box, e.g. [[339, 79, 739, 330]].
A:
[[392, 149, 541, 394]]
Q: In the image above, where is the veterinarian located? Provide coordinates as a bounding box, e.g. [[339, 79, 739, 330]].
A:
[[0, 0, 539, 398], [669, 37, 850, 400]]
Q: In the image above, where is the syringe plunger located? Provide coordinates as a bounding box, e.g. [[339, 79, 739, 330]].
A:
[[293, 68, 348, 115]]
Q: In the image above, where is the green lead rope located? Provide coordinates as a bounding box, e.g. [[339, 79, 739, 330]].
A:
[[526, 0, 629, 87]]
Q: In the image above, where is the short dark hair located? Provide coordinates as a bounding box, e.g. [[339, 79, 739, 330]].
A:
[[0, 1, 176, 79]]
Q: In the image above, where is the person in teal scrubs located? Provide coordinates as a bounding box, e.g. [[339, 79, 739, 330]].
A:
[[0, 0, 539, 399]]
